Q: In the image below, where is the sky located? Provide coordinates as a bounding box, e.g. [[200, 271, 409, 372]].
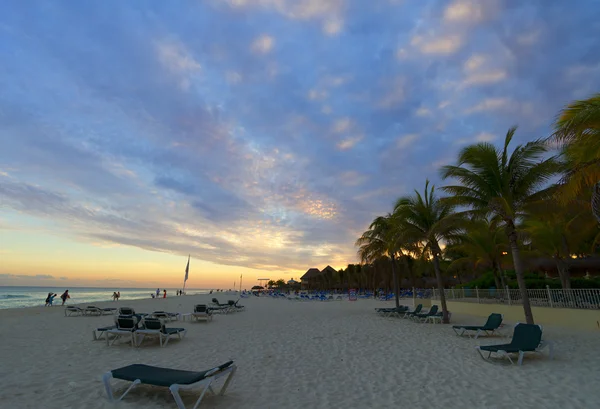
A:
[[1, 0, 600, 289]]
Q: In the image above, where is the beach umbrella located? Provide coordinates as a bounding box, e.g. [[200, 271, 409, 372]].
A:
[[251, 285, 264, 290]]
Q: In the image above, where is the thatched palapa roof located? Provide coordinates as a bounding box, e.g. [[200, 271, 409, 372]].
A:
[[300, 268, 321, 280]]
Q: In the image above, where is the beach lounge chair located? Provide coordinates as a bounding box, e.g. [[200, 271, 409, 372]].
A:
[[64, 306, 84, 317], [136, 318, 186, 347], [376, 306, 409, 317], [209, 299, 230, 314], [85, 306, 117, 316], [93, 324, 117, 340], [453, 313, 503, 338], [412, 305, 439, 323], [476, 323, 555, 365], [102, 360, 237, 409], [192, 305, 213, 322], [403, 304, 423, 319], [118, 307, 135, 315], [228, 300, 245, 311], [106, 315, 139, 346], [151, 311, 179, 321]]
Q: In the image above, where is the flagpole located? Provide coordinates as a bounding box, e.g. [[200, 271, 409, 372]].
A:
[[239, 274, 242, 293], [183, 255, 190, 295]]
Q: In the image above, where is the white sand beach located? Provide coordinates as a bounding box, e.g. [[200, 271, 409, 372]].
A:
[[1, 295, 598, 409]]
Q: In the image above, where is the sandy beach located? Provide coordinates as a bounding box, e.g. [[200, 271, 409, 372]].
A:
[[0, 295, 598, 409]]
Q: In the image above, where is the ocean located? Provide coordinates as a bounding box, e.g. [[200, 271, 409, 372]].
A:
[[0, 286, 212, 309]]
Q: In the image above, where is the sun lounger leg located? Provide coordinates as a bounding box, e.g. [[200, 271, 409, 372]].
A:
[[538, 340, 555, 359], [474, 329, 482, 339], [220, 365, 237, 396], [517, 351, 525, 366], [103, 372, 141, 402]]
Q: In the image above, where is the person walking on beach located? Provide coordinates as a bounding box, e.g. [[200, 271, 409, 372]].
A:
[[163, 289, 167, 298], [45, 293, 57, 306], [60, 290, 70, 306], [156, 288, 160, 298]]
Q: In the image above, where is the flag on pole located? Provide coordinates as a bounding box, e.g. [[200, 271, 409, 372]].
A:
[[184, 255, 190, 282]]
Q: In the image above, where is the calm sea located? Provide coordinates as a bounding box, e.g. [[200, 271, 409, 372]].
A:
[[0, 286, 212, 310]]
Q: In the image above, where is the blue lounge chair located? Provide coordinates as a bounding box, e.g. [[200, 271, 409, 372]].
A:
[[64, 306, 84, 317], [192, 304, 213, 322], [136, 318, 186, 347], [403, 304, 423, 319], [411, 305, 439, 323], [103, 360, 237, 409], [106, 315, 139, 346], [476, 323, 555, 365], [453, 313, 503, 338]]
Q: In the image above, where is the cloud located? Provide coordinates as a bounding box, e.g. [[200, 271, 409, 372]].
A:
[[337, 135, 363, 150], [443, 0, 500, 24], [411, 34, 463, 55], [464, 98, 510, 114], [0, 274, 55, 280], [396, 134, 419, 149], [0, 0, 599, 277], [251, 34, 275, 53]]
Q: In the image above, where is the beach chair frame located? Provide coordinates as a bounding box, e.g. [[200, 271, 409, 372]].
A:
[[102, 362, 237, 409], [93, 325, 117, 341], [136, 318, 186, 347], [453, 313, 503, 339], [106, 316, 138, 346], [192, 305, 213, 322], [475, 323, 555, 366], [64, 306, 84, 317]]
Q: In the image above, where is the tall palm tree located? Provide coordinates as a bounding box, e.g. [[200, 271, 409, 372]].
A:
[[446, 218, 508, 289], [356, 214, 402, 308], [551, 93, 600, 221], [393, 180, 462, 324], [440, 127, 560, 324]]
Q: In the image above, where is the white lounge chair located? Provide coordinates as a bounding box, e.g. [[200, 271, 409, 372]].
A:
[[65, 306, 84, 317], [106, 316, 139, 346], [192, 305, 213, 322], [85, 306, 117, 316], [136, 318, 186, 347], [93, 324, 117, 340], [103, 360, 236, 409], [151, 311, 179, 321]]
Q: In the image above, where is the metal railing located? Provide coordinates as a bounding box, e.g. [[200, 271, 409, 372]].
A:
[[432, 286, 600, 310]]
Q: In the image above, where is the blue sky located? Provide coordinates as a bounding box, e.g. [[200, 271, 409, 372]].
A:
[[1, 0, 600, 283]]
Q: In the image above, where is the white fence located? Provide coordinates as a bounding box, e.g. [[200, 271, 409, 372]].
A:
[[432, 287, 600, 310]]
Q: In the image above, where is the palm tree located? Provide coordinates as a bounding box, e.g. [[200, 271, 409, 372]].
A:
[[523, 193, 597, 288], [393, 180, 462, 324], [551, 93, 600, 220], [356, 214, 402, 308], [446, 218, 508, 289], [440, 127, 561, 324]]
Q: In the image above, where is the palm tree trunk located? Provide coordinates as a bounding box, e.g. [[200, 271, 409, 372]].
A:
[[494, 260, 507, 289], [390, 254, 400, 308], [432, 252, 449, 324], [555, 259, 571, 289], [507, 223, 535, 325], [592, 182, 600, 223]]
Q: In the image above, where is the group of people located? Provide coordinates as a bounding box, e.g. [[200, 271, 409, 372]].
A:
[[111, 291, 121, 301], [44, 290, 70, 306], [150, 289, 185, 299]]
